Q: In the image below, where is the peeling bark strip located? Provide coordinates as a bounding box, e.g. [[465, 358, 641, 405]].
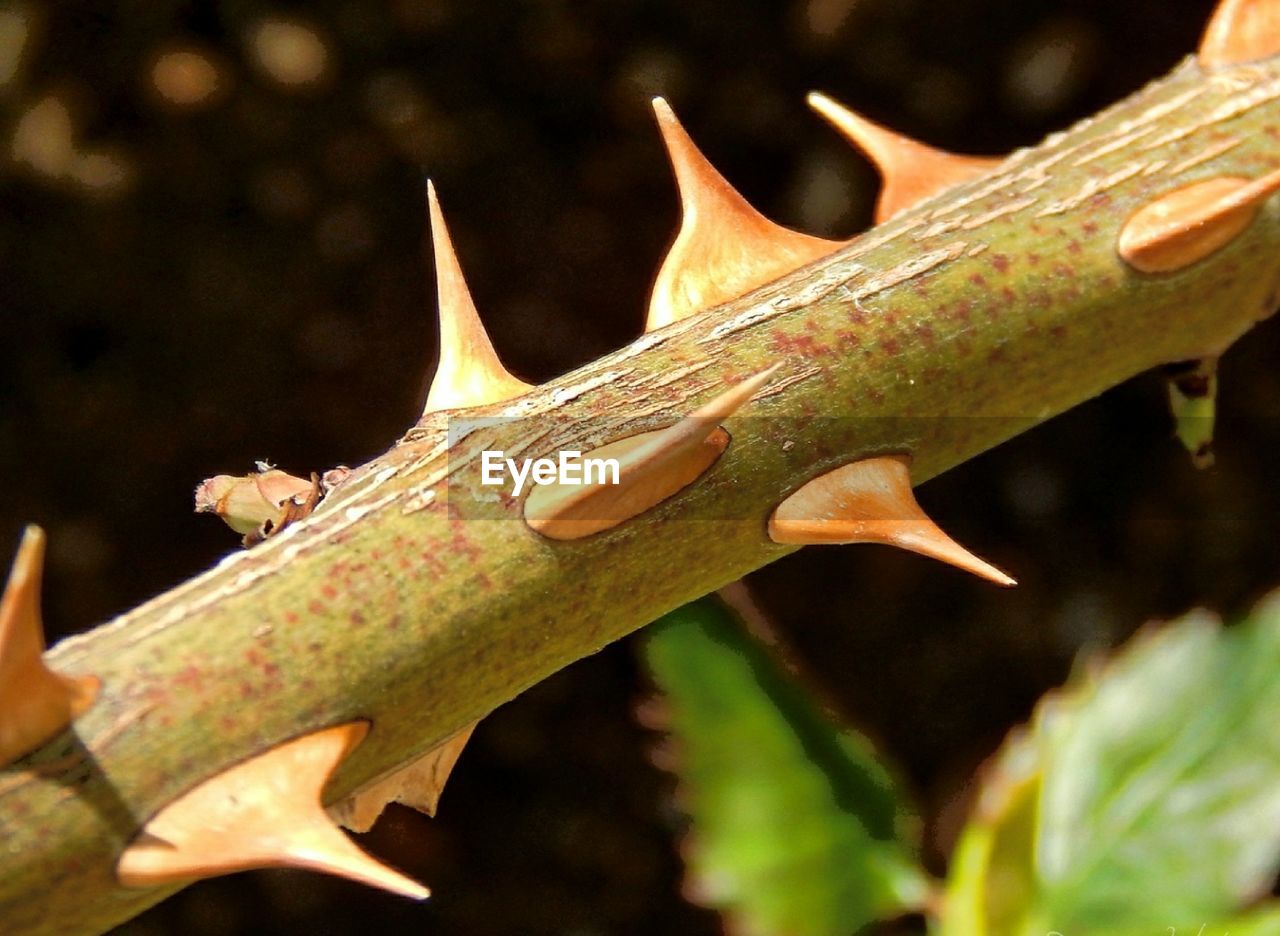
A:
[[3, 39, 1280, 936]]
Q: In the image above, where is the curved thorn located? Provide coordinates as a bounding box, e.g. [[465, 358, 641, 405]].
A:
[[118, 721, 430, 899], [1117, 168, 1280, 274], [1200, 0, 1280, 68], [768, 456, 1016, 587], [526, 365, 782, 539], [331, 723, 475, 833], [807, 92, 999, 223], [0, 526, 99, 767], [646, 98, 841, 333], [423, 181, 533, 413]]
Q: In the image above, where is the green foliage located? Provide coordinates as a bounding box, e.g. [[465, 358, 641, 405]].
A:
[[944, 593, 1280, 935], [642, 598, 929, 936], [647, 592, 1280, 936], [1093, 904, 1280, 936]]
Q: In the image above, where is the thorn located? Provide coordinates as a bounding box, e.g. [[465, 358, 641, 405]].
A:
[[1199, 0, 1280, 67], [646, 98, 841, 333], [117, 722, 431, 900], [331, 723, 475, 833], [768, 456, 1016, 586], [807, 92, 999, 223], [1166, 358, 1218, 469], [526, 365, 781, 539], [1117, 168, 1280, 274], [423, 181, 533, 413], [0, 526, 99, 767]]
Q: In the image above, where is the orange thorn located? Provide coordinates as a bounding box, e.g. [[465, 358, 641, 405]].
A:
[[1199, 0, 1280, 68], [331, 723, 475, 833], [117, 721, 430, 900], [768, 456, 1016, 586], [525, 365, 781, 539], [1117, 168, 1280, 274], [0, 526, 99, 767], [646, 98, 842, 333], [423, 182, 533, 413], [807, 92, 999, 223]]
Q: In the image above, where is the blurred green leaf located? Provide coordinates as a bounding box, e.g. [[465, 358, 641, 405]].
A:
[[642, 597, 929, 936], [942, 592, 1280, 935], [1090, 903, 1280, 936]]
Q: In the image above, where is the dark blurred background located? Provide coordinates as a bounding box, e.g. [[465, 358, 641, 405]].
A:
[[1, 0, 1277, 933]]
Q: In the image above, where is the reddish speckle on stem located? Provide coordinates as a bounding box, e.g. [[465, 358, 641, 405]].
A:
[[881, 337, 901, 355], [449, 519, 482, 564], [349, 610, 367, 627], [420, 550, 445, 578], [1027, 253, 1041, 266], [991, 254, 1010, 274], [307, 599, 328, 616], [173, 665, 204, 691], [771, 330, 827, 357], [321, 583, 338, 601], [284, 611, 299, 625], [968, 273, 987, 288], [1082, 221, 1098, 235]]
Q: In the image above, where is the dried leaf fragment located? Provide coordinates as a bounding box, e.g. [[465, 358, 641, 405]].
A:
[[195, 468, 321, 544]]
